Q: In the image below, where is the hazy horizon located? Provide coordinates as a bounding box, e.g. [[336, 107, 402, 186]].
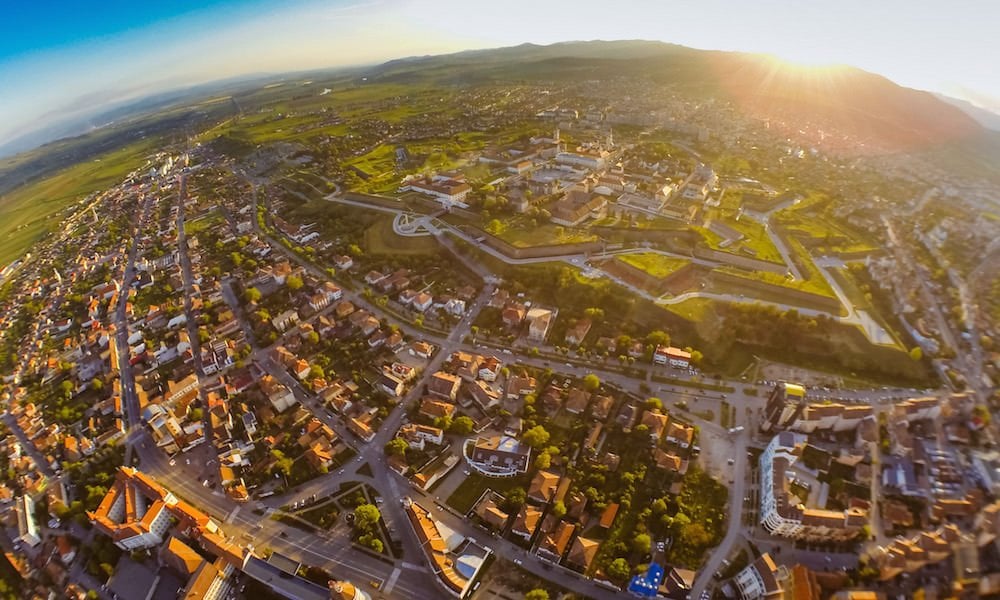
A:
[[3, 0, 998, 154]]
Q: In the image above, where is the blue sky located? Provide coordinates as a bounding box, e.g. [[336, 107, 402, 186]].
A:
[[1, 0, 997, 149]]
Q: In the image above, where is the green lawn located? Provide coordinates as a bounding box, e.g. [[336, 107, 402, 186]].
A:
[[445, 472, 530, 514], [616, 253, 689, 278], [495, 222, 597, 248]]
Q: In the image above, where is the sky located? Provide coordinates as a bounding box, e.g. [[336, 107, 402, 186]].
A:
[[1, 0, 997, 149]]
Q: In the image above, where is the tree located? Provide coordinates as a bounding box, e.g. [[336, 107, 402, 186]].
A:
[[644, 397, 663, 411], [690, 349, 704, 365], [449, 416, 474, 435], [286, 275, 304, 291], [434, 415, 453, 431], [244, 287, 262, 303], [502, 487, 527, 513], [909, 346, 923, 361], [525, 590, 549, 600], [308, 365, 325, 380], [632, 533, 651, 554], [582, 373, 601, 392], [550, 500, 567, 519], [485, 219, 504, 235], [358, 532, 384, 553], [385, 438, 408, 457], [534, 452, 551, 470], [90, 378, 104, 392], [353, 504, 381, 532], [306, 331, 320, 345], [270, 449, 293, 477], [647, 330, 670, 346], [606, 557, 631, 582], [522, 425, 550, 449]]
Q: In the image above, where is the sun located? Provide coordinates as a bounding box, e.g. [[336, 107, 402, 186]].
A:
[[760, 53, 852, 78]]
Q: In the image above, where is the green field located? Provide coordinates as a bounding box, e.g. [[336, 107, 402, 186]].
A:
[[363, 216, 441, 256], [616, 252, 689, 278], [494, 221, 597, 248], [0, 138, 159, 265]]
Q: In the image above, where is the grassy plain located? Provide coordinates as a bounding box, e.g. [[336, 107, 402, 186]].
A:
[[0, 138, 159, 265], [616, 252, 690, 278]]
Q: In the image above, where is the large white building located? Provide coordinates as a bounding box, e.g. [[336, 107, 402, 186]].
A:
[[15, 495, 41, 547], [732, 553, 783, 600], [759, 433, 867, 542], [87, 467, 217, 551]]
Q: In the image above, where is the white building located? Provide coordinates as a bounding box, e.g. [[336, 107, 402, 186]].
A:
[[15, 495, 41, 547]]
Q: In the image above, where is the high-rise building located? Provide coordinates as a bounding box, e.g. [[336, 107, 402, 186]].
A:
[[760, 382, 806, 432]]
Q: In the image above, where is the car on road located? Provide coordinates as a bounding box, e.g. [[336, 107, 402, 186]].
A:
[[169, 459, 176, 466], [338, 469, 345, 475], [513, 558, 523, 565]]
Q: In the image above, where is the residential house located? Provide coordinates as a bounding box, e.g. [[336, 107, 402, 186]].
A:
[[528, 470, 560, 504], [419, 398, 456, 422], [468, 436, 531, 476], [427, 371, 461, 402]]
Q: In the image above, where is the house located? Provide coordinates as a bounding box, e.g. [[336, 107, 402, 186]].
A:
[[449, 352, 483, 382], [272, 310, 300, 333], [365, 271, 388, 286], [641, 410, 670, 441], [427, 371, 461, 401], [412, 293, 433, 313], [478, 356, 502, 382], [528, 470, 560, 504], [398, 423, 444, 450], [592, 395, 615, 421], [444, 298, 466, 316], [400, 174, 472, 208], [469, 380, 502, 410], [260, 375, 297, 413], [467, 436, 531, 476], [378, 373, 406, 398], [565, 388, 590, 415], [666, 421, 695, 448], [333, 255, 354, 270], [566, 535, 599, 571], [538, 521, 575, 562], [654, 345, 691, 368], [526, 308, 554, 343], [565, 319, 592, 346], [512, 505, 542, 541], [473, 496, 510, 531], [419, 397, 456, 422], [599, 503, 619, 529], [334, 300, 356, 319], [502, 303, 527, 328], [550, 190, 608, 226], [410, 341, 435, 359], [506, 375, 537, 400]]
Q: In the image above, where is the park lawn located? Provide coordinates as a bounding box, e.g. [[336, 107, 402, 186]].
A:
[[616, 253, 689, 279], [0, 137, 159, 265], [712, 266, 837, 301], [363, 216, 440, 256], [495, 222, 597, 248], [184, 212, 225, 237], [446, 472, 531, 514], [721, 216, 783, 263], [344, 144, 397, 178], [662, 297, 717, 321]]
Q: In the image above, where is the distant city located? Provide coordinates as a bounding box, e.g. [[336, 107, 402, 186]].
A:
[[0, 35, 997, 600]]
